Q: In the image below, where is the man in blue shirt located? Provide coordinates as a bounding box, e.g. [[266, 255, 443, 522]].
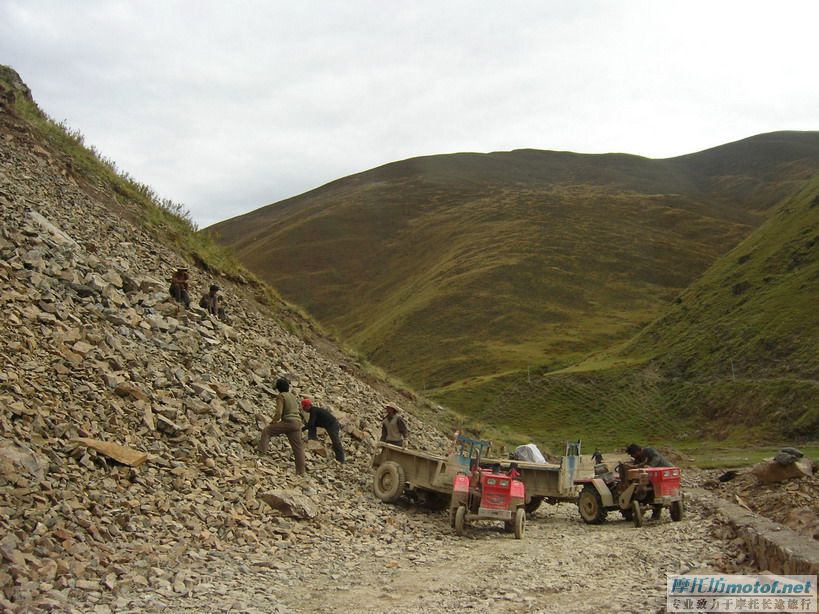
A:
[[301, 399, 345, 463]]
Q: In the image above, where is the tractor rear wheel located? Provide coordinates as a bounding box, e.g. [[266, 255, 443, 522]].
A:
[[373, 462, 406, 503], [578, 485, 607, 524], [454, 505, 467, 536], [632, 501, 643, 528], [524, 496, 544, 515], [670, 499, 684, 522], [514, 507, 526, 539]]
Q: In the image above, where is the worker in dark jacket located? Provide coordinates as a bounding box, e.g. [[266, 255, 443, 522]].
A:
[[300, 399, 345, 463], [626, 443, 672, 468], [380, 403, 408, 446]]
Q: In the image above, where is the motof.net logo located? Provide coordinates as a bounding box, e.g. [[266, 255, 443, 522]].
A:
[[667, 574, 816, 612]]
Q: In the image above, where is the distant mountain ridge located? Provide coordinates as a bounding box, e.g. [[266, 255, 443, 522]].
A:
[[212, 132, 819, 406]]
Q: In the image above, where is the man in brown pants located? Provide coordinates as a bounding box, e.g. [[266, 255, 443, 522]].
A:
[[258, 378, 306, 475]]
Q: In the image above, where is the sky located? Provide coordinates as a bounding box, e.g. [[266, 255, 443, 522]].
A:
[[2, 1, 818, 227]]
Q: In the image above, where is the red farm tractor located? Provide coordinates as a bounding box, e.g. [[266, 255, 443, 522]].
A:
[[576, 463, 684, 527], [449, 460, 527, 539]]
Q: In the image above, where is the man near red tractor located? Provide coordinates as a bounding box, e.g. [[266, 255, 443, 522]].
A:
[[626, 443, 672, 468]]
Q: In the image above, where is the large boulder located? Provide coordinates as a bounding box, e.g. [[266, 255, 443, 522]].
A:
[[259, 490, 318, 519], [751, 458, 812, 484]]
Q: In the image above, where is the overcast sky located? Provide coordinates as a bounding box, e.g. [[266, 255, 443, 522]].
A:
[[2, 1, 818, 227]]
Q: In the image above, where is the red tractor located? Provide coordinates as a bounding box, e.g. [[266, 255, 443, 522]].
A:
[[576, 463, 684, 527], [449, 461, 527, 539]]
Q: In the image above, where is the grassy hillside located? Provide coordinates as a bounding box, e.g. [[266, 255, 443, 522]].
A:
[[434, 177, 819, 448], [212, 133, 819, 400]]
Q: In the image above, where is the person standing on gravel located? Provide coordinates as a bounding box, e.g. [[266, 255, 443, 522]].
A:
[[258, 378, 306, 475], [300, 399, 345, 463], [592, 449, 604, 464], [380, 403, 408, 446], [625, 443, 672, 468]]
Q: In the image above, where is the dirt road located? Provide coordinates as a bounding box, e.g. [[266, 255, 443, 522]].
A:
[[123, 496, 730, 614]]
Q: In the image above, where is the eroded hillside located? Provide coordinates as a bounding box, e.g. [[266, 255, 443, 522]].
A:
[[211, 131, 819, 408], [0, 66, 451, 611], [434, 178, 819, 449], [1, 65, 808, 614]]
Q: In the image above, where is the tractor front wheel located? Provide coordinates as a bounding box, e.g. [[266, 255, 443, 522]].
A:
[[670, 499, 684, 522], [373, 462, 406, 503], [632, 501, 643, 528], [514, 507, 526, 539], [454, 505, 467, 536], [578, 485, 607, 524]]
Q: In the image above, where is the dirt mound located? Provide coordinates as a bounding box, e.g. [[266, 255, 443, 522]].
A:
[[702, 462, 819, 541]]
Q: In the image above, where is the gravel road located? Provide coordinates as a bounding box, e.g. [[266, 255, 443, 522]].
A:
[[119, 494, 729, 614]]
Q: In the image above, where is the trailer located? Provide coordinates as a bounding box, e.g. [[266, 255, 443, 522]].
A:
[[372, 437, 580, 513]]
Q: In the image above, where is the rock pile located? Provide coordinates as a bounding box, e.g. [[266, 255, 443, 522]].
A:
[[0, 100, 449, 612], [702, 460, 819, 542]]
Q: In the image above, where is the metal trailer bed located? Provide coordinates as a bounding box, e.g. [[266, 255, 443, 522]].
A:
[[372, 442, 580, 512]]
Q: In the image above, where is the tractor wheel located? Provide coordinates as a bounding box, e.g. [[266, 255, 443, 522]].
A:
[[514, 507, 526, 539], [578, 485, 607, 524], [670, 499, 684, 522], [373, 462, 406, 503], [454, 505, 467, 536], [632, 501, 643, 528], [524, 496, 544, 515]]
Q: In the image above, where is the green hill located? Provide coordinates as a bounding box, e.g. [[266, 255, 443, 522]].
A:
[[434, 177, 819, 448], [211, 135, 819, 403]]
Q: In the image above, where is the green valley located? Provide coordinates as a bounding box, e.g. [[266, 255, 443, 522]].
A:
[[212, 134, 819, 447]]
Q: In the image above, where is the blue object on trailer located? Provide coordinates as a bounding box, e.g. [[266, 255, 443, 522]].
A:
[[453, 434, 491, 468]]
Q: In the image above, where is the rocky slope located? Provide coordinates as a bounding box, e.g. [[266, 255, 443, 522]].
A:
[[0, 95, 449, 611]]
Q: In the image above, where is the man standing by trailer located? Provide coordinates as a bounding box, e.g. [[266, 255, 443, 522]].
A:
[[380, 403, 408, 446]]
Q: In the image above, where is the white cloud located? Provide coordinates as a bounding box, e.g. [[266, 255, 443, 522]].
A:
[[2, 0, 817, 227]]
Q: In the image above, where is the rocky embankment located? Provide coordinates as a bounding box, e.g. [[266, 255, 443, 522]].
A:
[[701, 467, 819, 541], [0, 99, 449, 612]]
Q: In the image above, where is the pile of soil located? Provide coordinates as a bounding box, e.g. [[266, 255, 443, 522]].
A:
[[702, 463, 819, 541]]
